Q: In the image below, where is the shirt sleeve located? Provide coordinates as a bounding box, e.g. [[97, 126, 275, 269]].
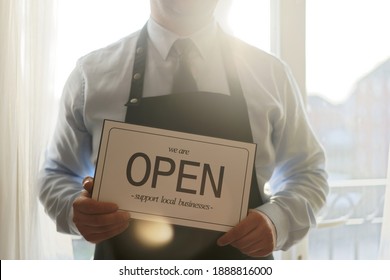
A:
[[256, 62, 329, 251], [38, 62, 94, 235]]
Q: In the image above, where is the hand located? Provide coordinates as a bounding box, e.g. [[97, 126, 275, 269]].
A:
[[217, 210, 276, 257], [72, 176, 130, 243]]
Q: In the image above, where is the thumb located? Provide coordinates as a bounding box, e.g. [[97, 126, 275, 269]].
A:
[[82, 176, 94, 195]]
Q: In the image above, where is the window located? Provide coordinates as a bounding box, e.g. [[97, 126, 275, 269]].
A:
[[306, 0, 390, 259]]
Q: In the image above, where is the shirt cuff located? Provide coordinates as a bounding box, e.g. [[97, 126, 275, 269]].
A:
[[255, 202, 290, 251], [67, 204, 81, 236]]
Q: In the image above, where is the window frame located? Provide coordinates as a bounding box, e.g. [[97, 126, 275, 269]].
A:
[[271, 0, 306, 99]]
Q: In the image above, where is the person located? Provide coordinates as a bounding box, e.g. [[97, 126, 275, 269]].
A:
[[38, 0, 328, 260]]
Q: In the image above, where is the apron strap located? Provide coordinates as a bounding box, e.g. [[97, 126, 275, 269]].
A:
[[124, 24, 149, 107]]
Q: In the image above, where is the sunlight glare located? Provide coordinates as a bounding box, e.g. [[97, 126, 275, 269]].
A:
[[133, 219, 174, 248], [226, 0, 270, 52]]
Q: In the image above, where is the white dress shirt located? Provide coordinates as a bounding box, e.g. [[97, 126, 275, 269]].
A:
[[38, 18, 328, 251]]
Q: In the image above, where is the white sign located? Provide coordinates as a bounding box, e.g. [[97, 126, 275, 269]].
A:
[[92, 120, 256, 232]]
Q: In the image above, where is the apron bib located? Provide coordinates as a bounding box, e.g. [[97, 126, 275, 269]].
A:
[[94, 24, 271, 260]]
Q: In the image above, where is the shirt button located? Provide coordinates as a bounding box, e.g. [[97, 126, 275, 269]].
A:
[[133, 73, 142, 80], [136, 47, 144, 55], [130, 98, 139, 104]]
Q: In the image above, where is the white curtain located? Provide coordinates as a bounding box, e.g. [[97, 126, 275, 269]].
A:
[[379, 144, 390, 259], [0, 0, 73, 259]]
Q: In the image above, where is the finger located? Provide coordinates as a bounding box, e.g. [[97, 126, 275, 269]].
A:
[[229, 228, 263, 250], [82, 176, 94, 195], [243, 240, 274, 257], [217, 213, 259, 246], [73, 195, 118, 215], [243, 246, 273, 258], [225, 212, 275, 257], [76, 217, 129, 235], [73, 209, 130, 228], [233, 235, 274, 257], [80, 221, 130, 244]]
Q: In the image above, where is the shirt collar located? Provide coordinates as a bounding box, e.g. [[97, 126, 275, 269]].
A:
[[147, 17, 218, 60]]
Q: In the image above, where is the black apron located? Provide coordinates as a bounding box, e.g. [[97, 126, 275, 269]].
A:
[[94, 25, 271, 260]]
